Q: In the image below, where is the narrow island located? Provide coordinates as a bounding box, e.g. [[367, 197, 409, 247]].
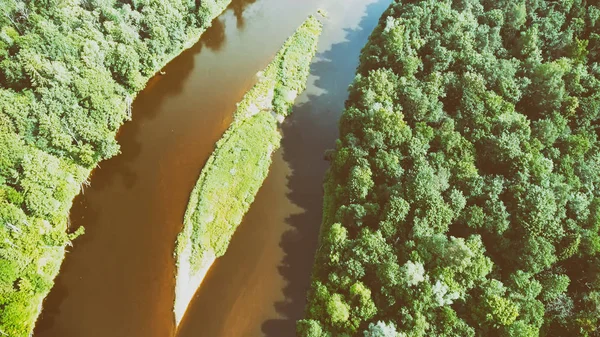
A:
[[173, 15, 323, 325]]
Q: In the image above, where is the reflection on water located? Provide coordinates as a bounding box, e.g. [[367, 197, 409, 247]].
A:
[[230, 0, 258, 28], [199, 0, 258, 52], [201, 15, 226, 52]]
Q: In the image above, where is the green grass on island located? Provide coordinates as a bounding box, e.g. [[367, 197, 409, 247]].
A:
[[0, 1, 232, 335], [174, 15, 322, 314]]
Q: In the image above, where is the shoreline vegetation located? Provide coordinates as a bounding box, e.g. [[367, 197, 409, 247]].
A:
[[173, 15, 323, 326], [300, 0, 600, 336], [0, 1, 232, 336]]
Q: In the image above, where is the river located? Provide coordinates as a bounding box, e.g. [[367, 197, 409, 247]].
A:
[[33, 0, 389, 336]]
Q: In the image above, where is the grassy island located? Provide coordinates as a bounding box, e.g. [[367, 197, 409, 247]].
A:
[[174, 15, 322, 325]]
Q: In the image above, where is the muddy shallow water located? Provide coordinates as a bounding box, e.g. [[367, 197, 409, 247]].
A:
[[33, 1, 389, 336]]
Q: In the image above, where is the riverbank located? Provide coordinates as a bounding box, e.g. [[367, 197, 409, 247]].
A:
[[174, 15, 322, 326], [0, 2, 232, 336]]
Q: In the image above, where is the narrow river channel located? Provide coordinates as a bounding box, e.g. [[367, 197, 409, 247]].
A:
[[33, 0, 389, 336]]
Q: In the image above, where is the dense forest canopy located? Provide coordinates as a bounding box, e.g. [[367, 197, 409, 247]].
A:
[[0, 0, 231, 336], [300, 0, 600, 336]]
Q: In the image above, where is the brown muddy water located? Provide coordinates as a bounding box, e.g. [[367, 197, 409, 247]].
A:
[[33, 0, 389, 336]]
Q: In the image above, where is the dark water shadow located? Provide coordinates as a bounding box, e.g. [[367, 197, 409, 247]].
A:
[[261, 1, 389, 336], [229, 0, 257, 29], [200, 16, 227, 51], [200, 0, 256, 51], [33, 191, 100, 329]]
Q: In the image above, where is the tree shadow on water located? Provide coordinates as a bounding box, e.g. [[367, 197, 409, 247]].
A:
[[229, 0, 257, 29], [200, 0, 258, 50], [261, 1, 389, 336]]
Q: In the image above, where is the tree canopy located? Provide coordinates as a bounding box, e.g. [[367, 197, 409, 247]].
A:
[[300, 0, 600, 336]]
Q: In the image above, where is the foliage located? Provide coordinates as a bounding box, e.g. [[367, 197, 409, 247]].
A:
[[300, 0, 600, 336], [0, 0, 233, 335]]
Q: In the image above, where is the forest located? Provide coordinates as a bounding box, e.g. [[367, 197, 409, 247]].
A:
[[299, 0, 600, 336], [0, 0, 232, 336]]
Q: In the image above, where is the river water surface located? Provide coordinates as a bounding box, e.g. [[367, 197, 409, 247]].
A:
[[33, 1, 389, 336]]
